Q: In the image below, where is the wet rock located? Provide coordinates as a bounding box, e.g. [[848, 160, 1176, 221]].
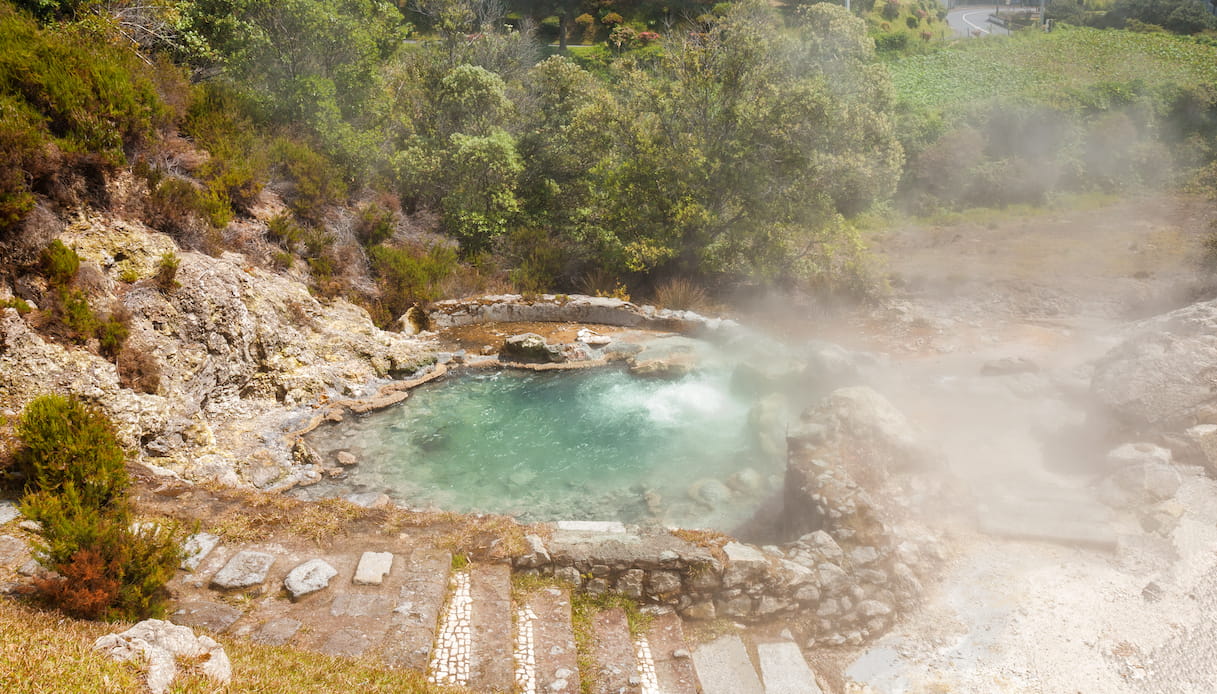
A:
[[335, 450, 358, 466], [284, 558, 338, 600], [93, 620, 230, 694], [688, 479, 732, 508], [501, 333, 564, 363], [728, 468, 765, 496], [211, 551, 275, 591]]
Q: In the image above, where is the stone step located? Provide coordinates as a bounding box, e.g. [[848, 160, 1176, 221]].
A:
[[692, 634, 764, 694], [469, 563, 515, 693], [978, 489, 1118, 550], [756, 641, 823, 694], [516, 586, 579, 694], [591, 607, 640, 694], [381, 547, 451, 671], [642, 611, 699, 694]]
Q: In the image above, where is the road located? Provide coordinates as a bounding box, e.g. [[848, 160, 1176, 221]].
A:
[[946, 5, 1011, 38]]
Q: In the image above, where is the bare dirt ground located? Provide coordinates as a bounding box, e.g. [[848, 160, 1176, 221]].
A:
[[810, 195, 1217, 694]]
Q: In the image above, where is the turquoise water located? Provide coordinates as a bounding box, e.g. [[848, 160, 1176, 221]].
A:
[[303, 366, 783, 530]]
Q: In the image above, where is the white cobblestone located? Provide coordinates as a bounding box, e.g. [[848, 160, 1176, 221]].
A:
[[428, 571, 472, 686], [634, 635, 660, 694], [514, 606, 538, 694]]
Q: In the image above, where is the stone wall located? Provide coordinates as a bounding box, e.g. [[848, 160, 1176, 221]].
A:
[[513, 518, 938, 649]]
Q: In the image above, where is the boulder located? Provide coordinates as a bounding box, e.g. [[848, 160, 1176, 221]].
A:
[[1091, 299, 1217, 429], [501, 333, 564, 363], [93, 620, 230, 694], [792, 386, 937, 474], [688, 479, 732, 508]]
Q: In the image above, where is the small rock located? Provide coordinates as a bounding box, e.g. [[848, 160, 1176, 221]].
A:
[[673, 648, 691, 659], [335, 451, 358, 466], [617, 569, 645, 599], [980, 357, 1039, 376], [0, 501, 19, 525], [647, 570, 682, 596], [17, 520, 40, 533], [284, 558, 338, 600], [554, 566, 582, 587], [856, 599, 892, 618], [516, 534, 551, 569], [501, 333, 564, 363]]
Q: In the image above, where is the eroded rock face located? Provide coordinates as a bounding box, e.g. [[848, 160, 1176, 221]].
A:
[[1091, 298, 1217, 430], [1, 219, 438, 488]]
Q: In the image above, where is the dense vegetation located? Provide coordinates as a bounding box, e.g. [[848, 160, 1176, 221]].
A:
[[3, 0, 1217, 316], [890, 26, 1217, 210]]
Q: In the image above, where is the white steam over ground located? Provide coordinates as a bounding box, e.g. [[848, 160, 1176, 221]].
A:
[[756, 195, 1217, 692]]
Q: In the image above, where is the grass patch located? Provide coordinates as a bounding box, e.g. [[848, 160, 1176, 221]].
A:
[[0, 598, 463, 693], [203, 489, 372, 548], [384, 509, 528, 561], [569, 591, 653, 694]]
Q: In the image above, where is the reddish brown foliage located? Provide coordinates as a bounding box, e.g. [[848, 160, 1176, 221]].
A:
[[34, 548, 121, 620]]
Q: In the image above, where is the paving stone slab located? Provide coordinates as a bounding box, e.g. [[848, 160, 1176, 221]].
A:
[[757, 641, 823, 694], [591, 607, 638, 694], [646, 611, 700, 694], [527, 586, 579, 694], [251, 618, 302, 646], [180, 533, 221, 572], [354, 551, 394, 585], [210, 550, 276, 590], [470, 563, 514, 693], [284, 558, 338, 600], [330, 593, 394, 618], [172, 600, 244, 633], [692, 635, 764, 694], [320, 627, 375, 658], [382, 548, 451, 671]]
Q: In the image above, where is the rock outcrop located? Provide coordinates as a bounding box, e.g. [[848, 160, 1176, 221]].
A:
[[1091, 298, 1217, 431], [0, 216, 438, 487], [93, 619, 231, 694]]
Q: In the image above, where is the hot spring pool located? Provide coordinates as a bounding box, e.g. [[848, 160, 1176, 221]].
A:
[[299, 364, 785, 530]]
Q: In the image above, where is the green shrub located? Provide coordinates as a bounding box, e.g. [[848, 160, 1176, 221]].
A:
[[355, 203, 396, 246], [15, 395, 183, 621], [266, 213, 305, 249], [369, 243, 458, 317], [155, 251, 180, 292], [58, 289, 97, 342], [1, 296, 32, 313], [41, 240, 79, 287], [271, 138, 348, 224], [96, 318, 129, 360], [14, 396, 127, 510]]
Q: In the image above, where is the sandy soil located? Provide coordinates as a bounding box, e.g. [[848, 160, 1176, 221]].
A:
[[820, 195, 1217, 694]]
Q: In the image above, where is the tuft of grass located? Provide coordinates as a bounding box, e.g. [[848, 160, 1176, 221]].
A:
[[385, 509, 527, 561], [569, 591, 654, 694], [670, 528, 731, 563], [206, 491, 372, 548]]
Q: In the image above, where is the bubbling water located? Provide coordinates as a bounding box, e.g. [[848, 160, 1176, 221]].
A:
[[301, 364, 784, 530]]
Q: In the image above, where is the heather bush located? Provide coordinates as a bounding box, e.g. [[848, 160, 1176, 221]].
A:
[[15, 395, 183, 620]]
